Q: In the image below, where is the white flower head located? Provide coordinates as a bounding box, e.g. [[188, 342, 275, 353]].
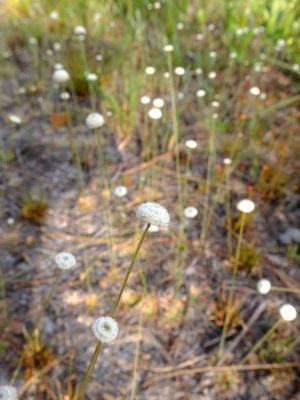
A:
[[54, 63, 64, 70], [114, 186, 127, 197], [211, 101, 219, 108], [230, 51, 237, 59], [148, 224, 159, 233], [195, 67, 203, 75], [86, 73, 98, 82], [55, 252, 77, 270], [174, 67, 185, 76], [49, 10, 59, 20], [184, 207, 198, 219], [29, 37, 37, 46], [223, 158, 232, 165], [154, 1, 161, 9], [185, 139, 198, 150], [145, 66, 156, 75], [249, 86, 260, 96], [164, 44, 174, 52], [208, 71, 217, 80], [9, 115, 22, 125], [140, 96, 151, 105], [280, 304, 297, 321], [74, 25, 86, 36], [256, 279, 271, 295], [237, 199, 255, 213], [0, 386, 18, 400], [196, 33, 204, 41], [86, 113, 105, 129], [153, 98, 164, 108], [96, 54, 103, 61], [163, 72, 170, 79], [136, 202, 170, 227], [53, 42, 61, 52], [92, 316, 118, 343], [148, 107, 162, 120], [196, 89, 206, 98], [177, 22, 184, 30], [53, 69, 69, 84], [60, 91, 70, 101], [209, 51, 217, 58]]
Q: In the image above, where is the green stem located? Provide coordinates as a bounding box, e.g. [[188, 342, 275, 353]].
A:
[[218, 213, 246, 359], [239, 319, 282, 365]]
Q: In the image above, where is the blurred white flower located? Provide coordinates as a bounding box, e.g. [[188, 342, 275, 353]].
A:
[[177, 92, 184, 100], [53, 69, 69, 83], [49, 10, 59, 20], [145, 66, 156, 75], [0, 385, 18, 400], [196, 89, 206, 98], [195, 68, 203, 75], [86, 73, 98, 81], [230, 51, 237, 59], [177, 22, 184, 30], [212, 113, 218, 119], [114, 186, 127, 197], [209, 51, 217, 58], [256, 279, 271, 294], [174, 67, 185, 76], [148, 224, 159, 233], [55, 252, 77, 270], [280, 304, 297, 321], [60, 91, 70, 101], [185, 139, 198, 150], [208, 24, 215, 31], [18, 86, 26, 95], [140, 96, 151, 105], [96, 54, 103, 61], [29, 37, 37, 46], [184, 207, 198, 219], [54, 63, 63, 70], [208, 71, 217, 80], [47, 49, 54, 57], [92, 316, 118, 343], [136, 202, 170, 227], [211, 101, 219, 107], [8, 114, 22, 125], [74, 25, 86, 36], [292, 64, 300, 72], [276, 38, 286, 51], [223, 158, 232, 165], [86, 113, 105, 129], [154, 1, 161, 9], [53, 42, 61, 52], [163, 72, 170, 78], [237, 199, 255, 213], [148, 107, 162, 120], [249, 86, 260, 96], [260, 92, 267, 100], [196, 33, 204, 40], [153, 98, 164, 108], [164, 44, 174, 52]]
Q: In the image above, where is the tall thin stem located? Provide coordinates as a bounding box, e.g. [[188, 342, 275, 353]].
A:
[[218, 213, 246, 359]]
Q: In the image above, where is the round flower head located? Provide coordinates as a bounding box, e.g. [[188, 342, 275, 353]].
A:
[[184, 206, 198, 219], [53, 42, 61, 52], [148, 107, 162, 120], [148, 224, 159, 233], [9, 115, 22, 125], [86, 113, 105, 129], [280, 304, 297, 321], [0, 386, 18, 400], [74, 25, 86, 36], [86, 73, 98, 82], [174, 67, 185, 76], [114, 186, 127, 197], [256, 279, 271, 295], [55, 252, 77, 270], [237, 199, 255, 213], [185, 139, 198, 150], [92, 316, 118, 343], [145, 66, 155, 75], [153, 98, 164, 108], [164, 44, 174, 52], [208, 71, 217, 80], [140, 96, 151, 105], [196, 89, 206, 98], [60, 91, 70, 101], [223, 158, 232, 165], [163, 72, 170, 79], [249, 86, 260, 96], [53, 69, 69, 84], [49, 10, 59, 20], [96, 54, 103, 61], [135, 202, 170, 227]]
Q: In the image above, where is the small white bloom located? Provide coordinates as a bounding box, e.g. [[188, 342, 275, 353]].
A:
[[208, 71, 217, 80], [163, 72, 170, 78], [164, 44, 174, 52], [280, 304, 297, 321], [136, 202, 170, 227], [276, 38, 286, 50], [54, 63, 64, 70], [86, 73, 98, 82], [196, 33, 204, 41], [53, 42, 61, 52], [177, 22, 184, 30], [94, 12, 102, 22], [96, 54, 103, 61], [184, 207, 198, 219], [106, 110, 113, 117], [196, 89, 206, 98], [260, 92, 267, 100], [212, 113, 218, 119], [53, 69, 69, 83], [0, 385, 18, 400], [86, 113, 105, 129], [195, 67, 202, 75], [92, 316, 118, 343], [140, 96, 151, 105], [114, 186, 127, 197], [148, 107, 162, 120], [208, 24, 215, 31], [174, 67, 185, 76], [256, 279, 271, 295], [230, 52, 237, 59], [292, 63, 300, 72], [145, 66, 156, 75], [29, 37, 37, 46], [249, 86, 260, 96], [55, 252, 77, 270], [49, 10, 59, 20], [148, 224, 159, 233], [185, 139, 198, 150], [18, 86, 26, 95], [153, 98, 164, 108], [154, 1, 161, 9], [211, 101, 219, 108], [237, 199, 255, 213], [9, 115, 22, 125], [60, 91, 70, 101], [177, 92, 184, 100], [209, 51, 217, 58], [74, 25, 86, 36], [223, 157, 232, 165], [7, 217, 15, 225]]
